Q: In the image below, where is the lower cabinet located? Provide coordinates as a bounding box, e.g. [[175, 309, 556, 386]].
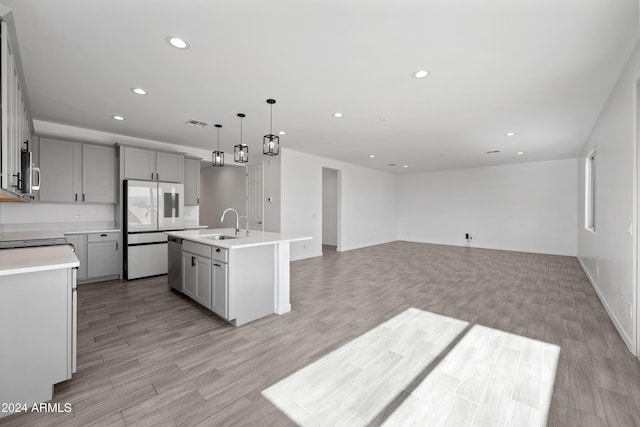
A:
[[64, 234, 87, 280], [212, 261, 228, 318], [65, 232, 120, 284], [182, 251, 212, 309]]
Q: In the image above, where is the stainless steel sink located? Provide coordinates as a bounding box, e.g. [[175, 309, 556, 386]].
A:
[[202, 235, 237, 240]]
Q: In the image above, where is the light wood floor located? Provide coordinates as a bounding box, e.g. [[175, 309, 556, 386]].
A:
[[2, 241, 639, 426]]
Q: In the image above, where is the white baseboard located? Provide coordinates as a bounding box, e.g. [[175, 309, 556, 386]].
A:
[[577, 257, 635, 354]]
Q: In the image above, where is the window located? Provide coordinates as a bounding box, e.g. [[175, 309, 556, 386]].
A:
[[585, 151, 596, 231]]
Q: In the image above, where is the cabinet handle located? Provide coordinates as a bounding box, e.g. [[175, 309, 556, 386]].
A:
[[216, 248, 221, 253], [82, 193, 86, 202], [197, 198, 199, 205], [156, 173, 159, 180], [116, 242, 118, 250], [213, 263, 221, 267], [75, 193, 77, 202], [100, 233, 107, 237], [191, 256, 196, 267]]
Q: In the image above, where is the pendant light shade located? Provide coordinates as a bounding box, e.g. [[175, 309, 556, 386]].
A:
[[263, 99, 279, 156], [212, 124, 224, 167], [234, 113, 248, 163]]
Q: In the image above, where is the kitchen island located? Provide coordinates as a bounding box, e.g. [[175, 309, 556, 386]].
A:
[[0, 245, 79, 418], [165, 228, 310, 326]]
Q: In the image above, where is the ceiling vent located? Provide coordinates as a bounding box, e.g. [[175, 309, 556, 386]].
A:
[[186, 119, 209, 128], [486, 150, 500, 154]]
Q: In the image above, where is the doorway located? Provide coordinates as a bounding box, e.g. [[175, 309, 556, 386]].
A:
[[322, 167, 340, 254]]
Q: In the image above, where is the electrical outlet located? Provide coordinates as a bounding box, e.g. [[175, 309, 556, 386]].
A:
[[73, 211, 80, 219]]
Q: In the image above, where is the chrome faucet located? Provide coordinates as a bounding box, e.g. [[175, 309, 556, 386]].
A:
[[239, 215, 250, 236], [220, 208, 240, 236]]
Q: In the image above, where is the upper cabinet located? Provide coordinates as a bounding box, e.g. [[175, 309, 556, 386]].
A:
[[39, 137, 116, 204], [0, 16, 34, 200], [122, 146, 184, 183], [184, 157, 201, 205]]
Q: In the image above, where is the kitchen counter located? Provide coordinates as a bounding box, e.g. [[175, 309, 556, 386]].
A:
[[167, 228, 311, 325], [0, 245, 79, 276], [165, 228, 310, 249]]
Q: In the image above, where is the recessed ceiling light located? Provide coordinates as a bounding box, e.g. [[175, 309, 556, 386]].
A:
[[517, 151, 524, 155], [403, 165, 408, 168], [369, 155, 375, 158], [505, 132, 516, 136], [111, 115, 125, 121], [333, 112, 343, 118], [167, 36, 189, 49], [131, 88, 147, 95], [387, 163, 397, 167], [413, 70, 430, 79], [278, 131, 286, 135]]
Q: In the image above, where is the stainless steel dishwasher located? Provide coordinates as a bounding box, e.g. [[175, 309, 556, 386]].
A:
[[167, 236, 183, 291]]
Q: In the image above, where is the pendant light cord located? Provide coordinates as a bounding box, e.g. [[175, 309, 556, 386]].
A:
[[270, 104, 273, 135]]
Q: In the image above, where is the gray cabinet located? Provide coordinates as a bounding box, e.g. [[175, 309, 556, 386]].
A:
[[182, 241, 212, 309], [184, 157, 201, 205], [87, 232, 119, 279], [82, 144, 116, 203], [212, 259, 228, 319], [40, 138, 116, 204], [0, 19, 32, 196], [39, 138, 78, 202], [65, 232, 119, 283], [123, 146, 184, 183], [65, 234, 87, 281], [182, 251, 211, 309], [182, 251, 197, 298]]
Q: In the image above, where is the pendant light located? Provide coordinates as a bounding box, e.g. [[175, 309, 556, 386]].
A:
[[263, 99, 279, 156], [234, 113, 248, 163], [212, 124, 224, 167]]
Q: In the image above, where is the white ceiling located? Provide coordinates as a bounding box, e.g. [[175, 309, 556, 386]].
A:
[[3, 0, 639, 173]]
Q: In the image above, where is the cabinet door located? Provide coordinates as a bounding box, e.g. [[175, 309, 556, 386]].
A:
[[39, 138, 79, 202], [182, 252, 197, 299], [212, 261, 228, 318], [87, 241, 118, 278], [195, 255, 212, 309], [183, 158, 200, 205], [82, 144, 116, 203], [156, 152, 184, 183], [65, 234, 87, 280], [123, 147, 155, 181]]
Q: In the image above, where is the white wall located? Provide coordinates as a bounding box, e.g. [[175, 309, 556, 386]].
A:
[[577, 39, 640, 354], [398, 159, 578, 256], [322, 168, 338, 246], [280, 149, 397, 260], [199, 164, 246, 229]]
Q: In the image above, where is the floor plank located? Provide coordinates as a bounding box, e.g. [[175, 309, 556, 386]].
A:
[[1, 241, 638, 426]]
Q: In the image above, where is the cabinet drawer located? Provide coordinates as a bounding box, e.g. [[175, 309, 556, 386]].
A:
[[183, 240, 212, 258], [212, 246, 228, 263], [87, 232, 119, 242]]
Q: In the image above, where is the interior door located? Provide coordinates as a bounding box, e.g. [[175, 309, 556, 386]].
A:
[[246, 163, 264, 231]]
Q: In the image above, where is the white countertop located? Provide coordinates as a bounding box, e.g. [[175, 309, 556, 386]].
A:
[[166, 228, 311, 249], [0, 245, 80, 276]]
